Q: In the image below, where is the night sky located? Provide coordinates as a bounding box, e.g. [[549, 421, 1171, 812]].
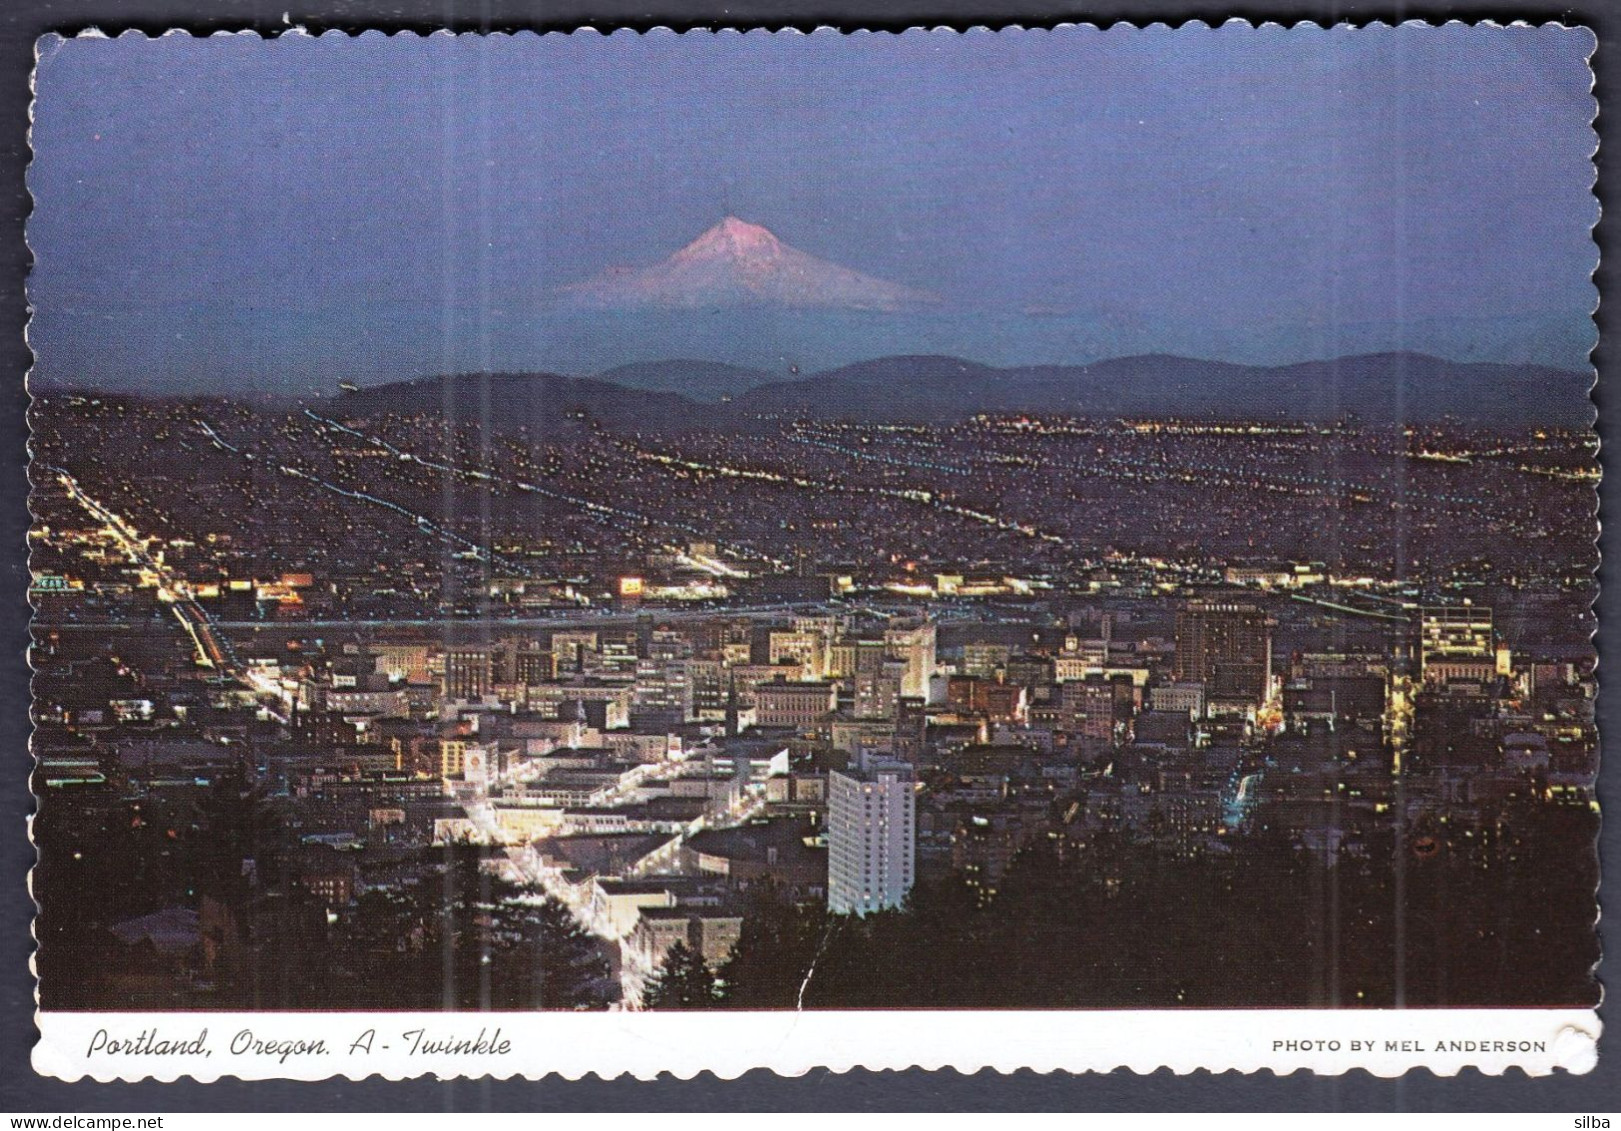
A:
[[27, 25, 1598, 393]]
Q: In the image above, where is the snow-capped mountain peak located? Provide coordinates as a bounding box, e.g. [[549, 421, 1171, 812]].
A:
[[674, 216, 786, 261], [558, 218, 939, 312]]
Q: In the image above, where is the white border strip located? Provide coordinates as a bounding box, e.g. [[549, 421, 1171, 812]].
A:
[[33, 1008, 1600, 1081]]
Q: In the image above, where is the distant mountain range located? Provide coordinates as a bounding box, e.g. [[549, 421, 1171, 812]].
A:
[[332, 372, 701, 431], [30, 220, 1595, 395], [329, 351, 1593, 430]]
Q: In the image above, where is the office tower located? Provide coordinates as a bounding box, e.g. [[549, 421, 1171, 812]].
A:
[[828, 755, 916, 916], [1173, 602, 1275, 705], [755, 678, 839, 728], [442, 648, 492, 699], [962, 641, 1012, 679], [512, 647, 556, 686], [549, 631, 599, 674], [632, 658, 695, 722], [1061, 672, 1136, 741], [884, 622, 938, 701], [855, 658, 907, 721], [768, 630, 827, 679], [1418, 606, 1496, 684]]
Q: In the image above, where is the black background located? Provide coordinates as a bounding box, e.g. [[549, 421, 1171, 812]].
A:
[[0, 0, 1615, 1111]]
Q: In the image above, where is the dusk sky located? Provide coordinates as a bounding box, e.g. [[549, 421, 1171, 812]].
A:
[[27, 25, 1598, 393]]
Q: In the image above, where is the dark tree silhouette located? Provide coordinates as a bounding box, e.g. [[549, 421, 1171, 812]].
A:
[[641, 941, 720, 1010], [332, 845, 613, 1011], [706, 805, 1599, 1011]]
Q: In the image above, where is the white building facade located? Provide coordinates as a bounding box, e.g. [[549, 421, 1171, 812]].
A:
[[828, 756, 916, 916]]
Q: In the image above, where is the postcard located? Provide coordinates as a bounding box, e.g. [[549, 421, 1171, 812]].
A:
[[25, 23, 1600, 1081]]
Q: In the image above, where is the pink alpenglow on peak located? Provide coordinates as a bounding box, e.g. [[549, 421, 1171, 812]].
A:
[[557, 217, 941, 312], [673, 216, 787, 261]]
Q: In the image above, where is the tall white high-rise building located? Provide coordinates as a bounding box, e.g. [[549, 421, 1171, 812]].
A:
[[828, 755, 916, 916]]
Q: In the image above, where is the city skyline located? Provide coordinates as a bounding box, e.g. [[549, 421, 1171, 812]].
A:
[[29, 363, 1601, 1014]]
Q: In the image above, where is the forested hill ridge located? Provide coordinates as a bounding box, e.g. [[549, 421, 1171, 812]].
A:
[[44, 351, 1588, 430], [726, 351, 1592, 428], [328, 371, 702, 430], [331, 352, 1590, 430]]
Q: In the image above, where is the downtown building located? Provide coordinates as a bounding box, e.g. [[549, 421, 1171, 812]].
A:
[[1173, 601, 1276, 710], [827, 754, 916, 916], [1418, 605, 1501, 686]]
